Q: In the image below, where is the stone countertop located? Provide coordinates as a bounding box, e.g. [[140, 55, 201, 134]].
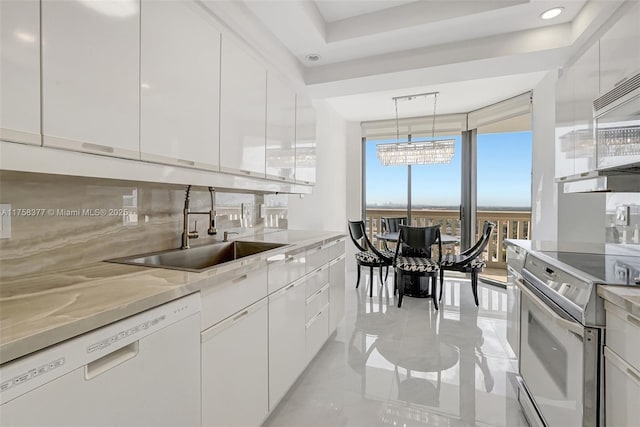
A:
[[0, 229, 345, 365], [597, 286, 640, 319]]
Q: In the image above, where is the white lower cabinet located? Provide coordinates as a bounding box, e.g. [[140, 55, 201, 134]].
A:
[[604, 346, 640, 427], [201, 298, 268, 427], [268, 277, 306, 410], [329, 256, 346, 333], [604, 300, 640, 427]]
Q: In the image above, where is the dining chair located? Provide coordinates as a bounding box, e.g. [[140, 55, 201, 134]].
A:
[[380, 217, 407, 251], [393, 225, 442, 309], [439, 221, 496, 306], [347, 220, 394, 297]]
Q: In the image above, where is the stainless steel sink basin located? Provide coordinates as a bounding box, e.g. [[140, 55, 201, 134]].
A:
[[107, 241, 287, 272]]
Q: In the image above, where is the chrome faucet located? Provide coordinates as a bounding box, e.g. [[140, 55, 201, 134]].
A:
[[223, 231, 239, 242], [181, 186, 217, 249]]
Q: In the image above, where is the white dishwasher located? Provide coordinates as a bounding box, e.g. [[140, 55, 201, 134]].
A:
[[0, 293, 201, 427]]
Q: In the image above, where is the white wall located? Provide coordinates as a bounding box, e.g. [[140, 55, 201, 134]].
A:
[[531, 71, 559, 241], [288, 100, 349, 232]]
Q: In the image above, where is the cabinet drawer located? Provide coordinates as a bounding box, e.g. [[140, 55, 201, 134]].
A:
[[306, 283, 329, 322], [305, 265, 329, 298], [327, 238, 346, 262], [201, 264, 267, 331], [306, 243, 329, 273], [305, 305, 329, 364], [605, 300, 640, 372], [605, 346, 640, 427], [268, 248, 306, 294]]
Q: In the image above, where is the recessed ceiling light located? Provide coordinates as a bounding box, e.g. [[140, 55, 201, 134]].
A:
[[305, 54, 320, 62], [540, 7, 564, 20]]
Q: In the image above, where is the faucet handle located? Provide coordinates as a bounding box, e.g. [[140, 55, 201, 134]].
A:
[[189, 220, 199, 239]]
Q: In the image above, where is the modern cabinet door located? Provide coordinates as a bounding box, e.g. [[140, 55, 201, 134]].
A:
[[329, 256, 346, 333], [0, 0, 40, 145], [202, 298, 269, 427], [295, 94, 317, 184], [572, 43, 599, 175], [220, 34, 266, 178], [41, 0, 140, 159], [140, 0, 220, 170], [555, 67, 575, 178], [266, 70, 296, 182], [268, 277, 306, 410], [599, 1, 640, 95]]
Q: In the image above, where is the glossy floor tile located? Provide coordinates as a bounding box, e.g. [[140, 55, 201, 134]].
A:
[[264, 270, 528, 427]]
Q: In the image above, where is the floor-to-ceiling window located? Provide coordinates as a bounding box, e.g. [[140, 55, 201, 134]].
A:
[[362, 93, 533, 274]]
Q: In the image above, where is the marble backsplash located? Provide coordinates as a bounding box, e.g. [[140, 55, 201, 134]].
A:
[[0, 171, 288, 279]]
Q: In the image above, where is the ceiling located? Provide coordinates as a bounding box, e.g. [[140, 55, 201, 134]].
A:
[[241, 0, 622, 121]]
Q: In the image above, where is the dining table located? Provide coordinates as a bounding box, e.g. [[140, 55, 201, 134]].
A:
[[374, 231, 460, 299]]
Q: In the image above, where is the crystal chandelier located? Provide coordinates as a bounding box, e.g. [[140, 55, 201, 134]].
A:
[[376, 92, 455, 166]]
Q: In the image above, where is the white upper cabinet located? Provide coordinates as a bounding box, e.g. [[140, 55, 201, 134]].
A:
[[140, 0, 220, 171], [295, 95, 317, 184], [266, 70, 296, 182], [599, 1, 640, 94], [555, 67, 575, 179], [0, 0, 41, 145], [41, 0, 140, 159], [220, 34, 267, 178], [571, 43, 599, 175]]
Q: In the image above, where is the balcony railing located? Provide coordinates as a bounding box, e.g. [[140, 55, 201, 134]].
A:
[[365, 208, 531, 268]]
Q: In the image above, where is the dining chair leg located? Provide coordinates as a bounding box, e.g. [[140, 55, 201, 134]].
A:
[[439, 269, 444, 302], [369, 266, 374, 297], [356, 264, 361, 288], [379, 266, 384, 286], [385, 266, 389, 281], [393, 269, 397, 295], [431, 275, 439, 311], [397, 273, 404, 308], [471, 271, 479, 306]]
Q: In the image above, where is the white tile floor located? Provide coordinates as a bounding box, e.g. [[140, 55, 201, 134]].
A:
[[264, 269, 530, 427]]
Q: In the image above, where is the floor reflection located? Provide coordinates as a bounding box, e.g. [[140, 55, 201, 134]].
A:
[[263, 269, 528, 427]]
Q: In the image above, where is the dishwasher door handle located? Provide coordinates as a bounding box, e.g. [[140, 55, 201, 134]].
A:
[[85, 342, 139, 380]]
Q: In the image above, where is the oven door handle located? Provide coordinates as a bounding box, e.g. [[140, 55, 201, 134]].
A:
[[516, 278, 584, 336]]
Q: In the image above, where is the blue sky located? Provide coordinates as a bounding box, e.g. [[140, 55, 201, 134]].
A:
[[366, 131, 532, 208]]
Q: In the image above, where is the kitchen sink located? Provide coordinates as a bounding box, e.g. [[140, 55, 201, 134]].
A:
[[107, 241, 287, 272]]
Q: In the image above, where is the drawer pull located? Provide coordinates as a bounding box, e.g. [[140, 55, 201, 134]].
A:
[[314, 288, 324, 297], [310, 310, 323, 322], [177, 159, 195, 166], [82, 142, 114, 153], [627, 367, 640, 385], [232, 274, 248, 283], [627, 314, 640, 328], [285, 256, 296, 263], [308, 245, 323, 253], [232, 310, 249, 322], [285, 283, 295, 291]]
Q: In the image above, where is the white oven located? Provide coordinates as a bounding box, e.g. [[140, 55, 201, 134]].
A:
[[515, 271, 601, 427]]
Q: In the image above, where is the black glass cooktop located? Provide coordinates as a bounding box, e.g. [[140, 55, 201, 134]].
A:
[[540, 251, 640, 286]]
